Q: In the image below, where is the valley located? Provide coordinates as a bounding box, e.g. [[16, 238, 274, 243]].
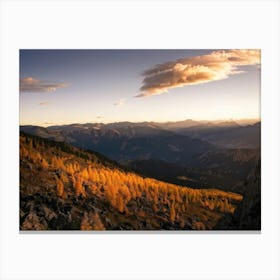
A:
[[18, 50, 261, 231], [21, 119, 260, 193]]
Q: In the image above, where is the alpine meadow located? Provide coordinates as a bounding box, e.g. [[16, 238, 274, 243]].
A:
[[20, 49, 261, 231]]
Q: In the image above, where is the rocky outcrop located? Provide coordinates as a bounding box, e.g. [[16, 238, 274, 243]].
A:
[[215, 160, 260, 230]]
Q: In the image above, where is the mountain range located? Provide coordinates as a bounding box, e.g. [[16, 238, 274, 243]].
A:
[[20, 119, 260, 192]]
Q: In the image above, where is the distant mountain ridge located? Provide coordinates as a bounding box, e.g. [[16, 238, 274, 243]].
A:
[[20, 119, 260, 193], [20, 123, 217, 163], [174, 122, 261, 149], [21, 118, 260, 149]]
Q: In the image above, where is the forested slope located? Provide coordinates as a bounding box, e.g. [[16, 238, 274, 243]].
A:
[[20, 132, 243, 230]]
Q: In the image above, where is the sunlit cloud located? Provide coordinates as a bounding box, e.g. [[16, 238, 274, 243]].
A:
[[38, 101, 49, 106], [114, 98, 126, 107], [20, 77, 69, 93], [136, 49, 261, 97]]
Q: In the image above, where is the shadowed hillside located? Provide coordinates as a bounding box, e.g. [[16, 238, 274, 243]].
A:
[[20, 122, 260, 192], [20, 132, 243, 230], [214, 160, 261, 230], [174, 122, 261, 149], [20, 123, 217, 163], [123, 147, 259, 191]]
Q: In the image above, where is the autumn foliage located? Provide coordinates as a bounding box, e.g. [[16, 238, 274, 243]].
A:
[[20, 133, 243, 230]]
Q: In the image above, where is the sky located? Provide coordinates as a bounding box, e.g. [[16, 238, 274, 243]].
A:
[[19, 49, 261, 126]]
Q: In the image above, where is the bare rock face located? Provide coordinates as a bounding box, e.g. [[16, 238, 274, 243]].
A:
[[233, 160, 261, 230], [215, 160, 260, 230], [41, 205, 57, 221], [22, 212, 48, 230], [80, 212, 105, 230]]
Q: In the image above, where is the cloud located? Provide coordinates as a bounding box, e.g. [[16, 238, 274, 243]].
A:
[[38, 101, 49, 106], [136, 49, 261, 97], [20, 77, 68, 93], [96, 115, 103, 119], [114, 98, 126, 107]]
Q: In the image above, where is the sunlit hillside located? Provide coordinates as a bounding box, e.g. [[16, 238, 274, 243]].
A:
[[20, 132, 243, 230]]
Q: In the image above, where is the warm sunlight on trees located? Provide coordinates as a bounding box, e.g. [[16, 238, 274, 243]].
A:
[[72, 174, 86, 197], [170, 203, 176, 223], [41, 158, 49, 169], [20, 134, 243, 230], [56, 178, 64, 197], [51, 156, 64, 169]]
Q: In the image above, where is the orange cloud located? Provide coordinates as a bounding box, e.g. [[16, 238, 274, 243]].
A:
[[20, 77, 68, 93], [136, 49, 261, 97]]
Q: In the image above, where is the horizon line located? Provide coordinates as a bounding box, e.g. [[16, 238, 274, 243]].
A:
[[20, 117, 261, 127]]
